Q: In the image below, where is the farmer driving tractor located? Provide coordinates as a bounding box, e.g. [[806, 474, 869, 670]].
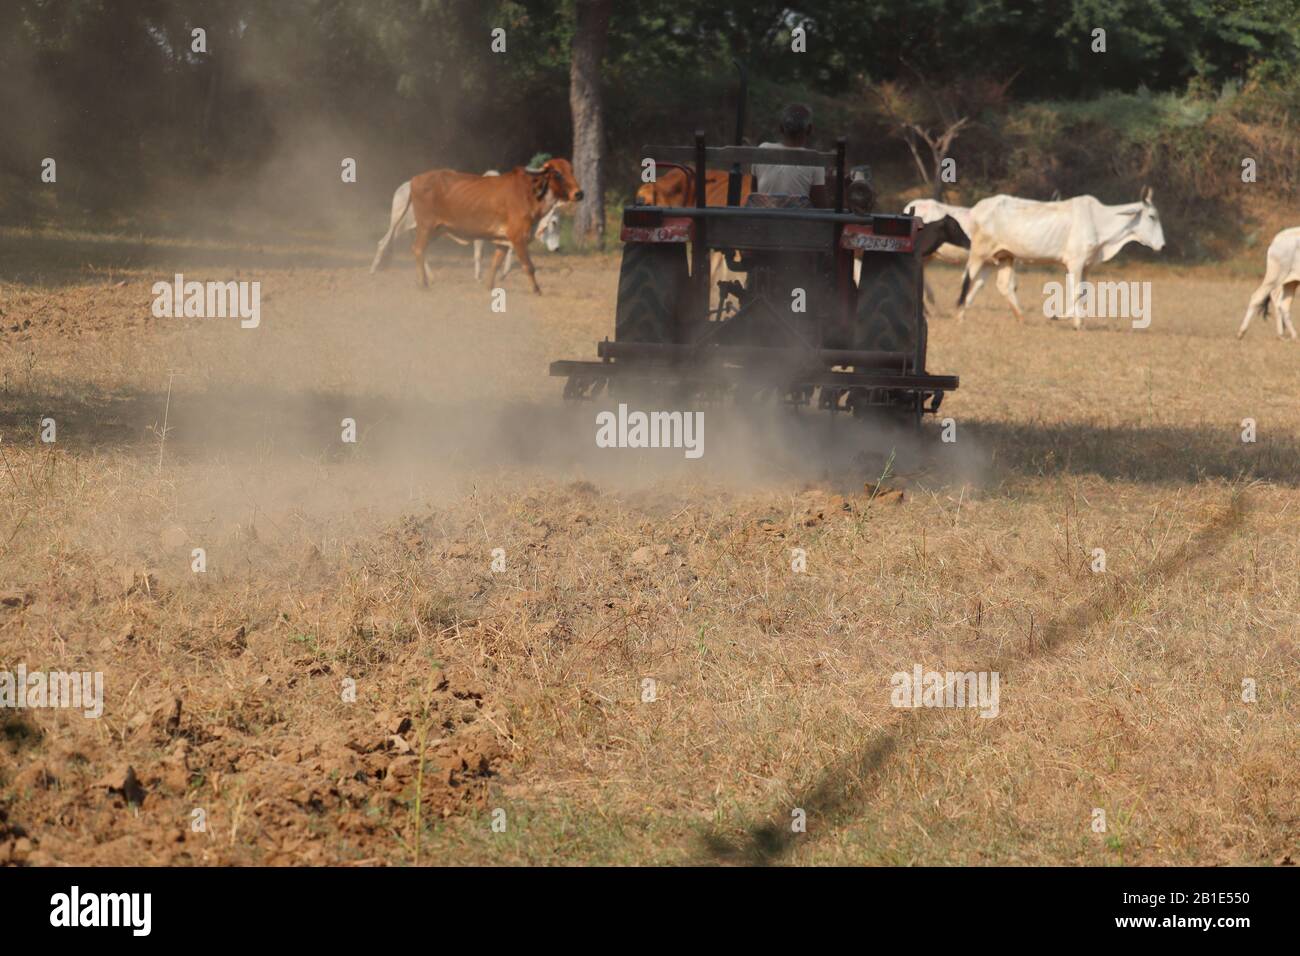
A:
[[752, 103, 831, 208]]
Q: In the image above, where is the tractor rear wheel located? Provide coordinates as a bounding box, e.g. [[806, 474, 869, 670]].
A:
[[854, 251, 922, 355], [615, 243, 688, 343]]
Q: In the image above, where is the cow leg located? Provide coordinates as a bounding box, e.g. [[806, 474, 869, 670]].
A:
[[956, 259, 988, 324], [1278, 282, 1298, 339], [474, 241, 484, 282], [1237, 279, 1273, 339], [371, 233, 390, 274], [995, 261, 1024, 322], [502, 243, 515, 279], [511, 237, 541, 294], [412, 225, 433, 289], [422, 244, 438, 287], [708, 251, 725, 313], [371, 188, 411, 274], [711, 250, 745, 317], [1066, 264, 1088, 330], [484, 247, 509, 290]]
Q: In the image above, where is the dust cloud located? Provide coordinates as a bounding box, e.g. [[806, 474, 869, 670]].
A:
[[2, 21, 987, 539]]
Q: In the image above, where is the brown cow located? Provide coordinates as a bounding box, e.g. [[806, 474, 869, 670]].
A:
[[635, 166, 752, 208], [406, 157, 582, 294]]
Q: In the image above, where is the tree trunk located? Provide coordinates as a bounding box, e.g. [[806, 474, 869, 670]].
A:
[[201, 56, 223, 148], [198, 13, 228, 160], [569, 0, 612, 248]]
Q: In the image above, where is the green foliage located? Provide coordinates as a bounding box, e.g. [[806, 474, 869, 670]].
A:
[[1040, 91, 1213, 143]]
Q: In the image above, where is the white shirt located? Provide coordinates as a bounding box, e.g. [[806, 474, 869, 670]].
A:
[[752, 142, 826, 196]]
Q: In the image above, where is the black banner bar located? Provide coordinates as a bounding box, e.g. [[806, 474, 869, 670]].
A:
[[1, 866, 1287, 943]]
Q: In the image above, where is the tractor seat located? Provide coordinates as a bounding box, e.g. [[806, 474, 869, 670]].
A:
[[744, 194, 812, 209]]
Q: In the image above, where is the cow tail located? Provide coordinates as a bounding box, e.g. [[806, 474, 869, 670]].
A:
[[957, 270, 972, 307], [373, 188, 412, 273]]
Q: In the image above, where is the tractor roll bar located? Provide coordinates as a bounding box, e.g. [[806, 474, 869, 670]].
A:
[[644, 144, 837, 169], [834, 138, 846, 213], [728, 59, 748, 207], [688, 131, 708, 346], [631, 206, 872, 223]]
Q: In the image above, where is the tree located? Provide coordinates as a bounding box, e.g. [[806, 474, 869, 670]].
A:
[[569, 0, 612, 247], [872, 64, 1019, 200]]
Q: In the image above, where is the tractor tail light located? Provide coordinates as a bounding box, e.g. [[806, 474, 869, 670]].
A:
[[872, 214, 914, 237], [624, 209, 664, 228]]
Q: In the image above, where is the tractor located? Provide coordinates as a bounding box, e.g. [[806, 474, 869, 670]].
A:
[[549, 123, 958, 426]]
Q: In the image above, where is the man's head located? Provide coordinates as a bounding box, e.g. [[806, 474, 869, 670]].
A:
[[779, 103, 814, 146]]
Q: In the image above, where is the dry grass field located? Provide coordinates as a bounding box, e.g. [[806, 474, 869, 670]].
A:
[[0, 225, 1295, 866]]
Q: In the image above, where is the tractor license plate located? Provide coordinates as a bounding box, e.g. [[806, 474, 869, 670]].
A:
[[840, 226, 914, 254]]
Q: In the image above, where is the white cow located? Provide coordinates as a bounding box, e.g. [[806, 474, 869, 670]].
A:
[[957, 189, 1166, 329], [370, 171, 563, 278], [1237, 227, 1300, 340]]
